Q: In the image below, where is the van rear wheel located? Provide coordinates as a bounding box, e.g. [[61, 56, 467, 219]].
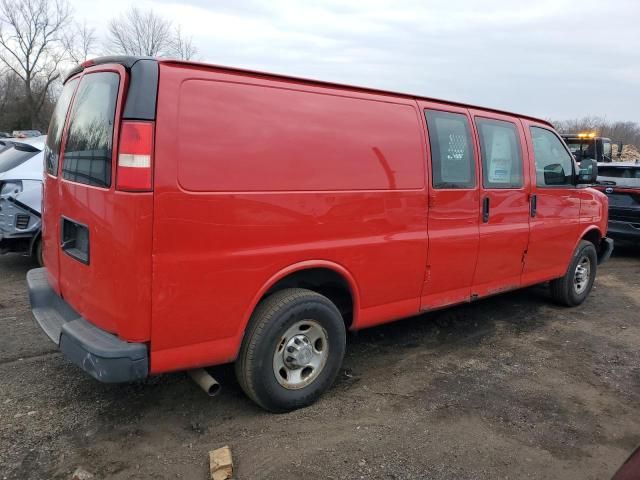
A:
[[550, 240, 597, 306], [235, 288, 346, 412]]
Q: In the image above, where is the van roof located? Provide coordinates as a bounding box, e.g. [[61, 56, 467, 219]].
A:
[[66, 56, 553, 128]]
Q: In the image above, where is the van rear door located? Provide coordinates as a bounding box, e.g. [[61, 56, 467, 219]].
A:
[[43, 77, 80, 292], [52, 63, 155, 342]]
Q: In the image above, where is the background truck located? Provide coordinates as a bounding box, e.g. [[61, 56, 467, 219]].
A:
[[561, 133, 614, 163]]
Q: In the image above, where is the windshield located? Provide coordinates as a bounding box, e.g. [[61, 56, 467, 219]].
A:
[[598, 166, 640, 179], [0, 144, 40, 173], [0, 140, 15, 154], [565, 139, 596, 161]]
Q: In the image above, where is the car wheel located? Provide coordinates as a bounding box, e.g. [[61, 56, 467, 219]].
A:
[[235, 288, 346, 412], [550, 240, 597, 307]]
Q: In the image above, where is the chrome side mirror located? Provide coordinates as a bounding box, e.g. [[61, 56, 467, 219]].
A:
[[577, 158, 598, 185]]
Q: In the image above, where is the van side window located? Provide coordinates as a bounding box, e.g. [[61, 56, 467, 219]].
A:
[[530, 127, 574, 187], [45, 78, 79, 176], [475, 118, 523, 189], [425, 110, 476, 189], [62, 72, 120, 188]]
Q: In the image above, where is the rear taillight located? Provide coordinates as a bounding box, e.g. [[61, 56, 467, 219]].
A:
[[116, 121, 154, 192]]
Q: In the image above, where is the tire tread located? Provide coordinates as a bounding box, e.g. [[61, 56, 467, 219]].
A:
[[235, 288, 340, 411], [550, 240, 597, 307]]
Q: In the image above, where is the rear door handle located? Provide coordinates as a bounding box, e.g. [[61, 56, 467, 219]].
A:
[[530, 194, 537, 218], [482, 196, 490, 223]]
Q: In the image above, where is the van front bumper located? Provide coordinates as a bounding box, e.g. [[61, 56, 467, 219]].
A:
[[598, 236, 614, 265], [26, 268, 148, 383]]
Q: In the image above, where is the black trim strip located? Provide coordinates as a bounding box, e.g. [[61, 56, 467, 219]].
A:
[[6, 196, 41, 217], [63, 56, 158, 121], [63, 56, 154, 83], [122, 59, 158, 121]]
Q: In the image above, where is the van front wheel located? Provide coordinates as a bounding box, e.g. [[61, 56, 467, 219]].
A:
[[235, 288, 346, 412], [550, 240, 598, 306]]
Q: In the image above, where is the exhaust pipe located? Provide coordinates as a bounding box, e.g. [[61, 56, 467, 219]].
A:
[[188, 368, 221, 397]]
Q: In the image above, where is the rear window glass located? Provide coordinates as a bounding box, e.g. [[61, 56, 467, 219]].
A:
[[62, 72, 119, 188], [45, 78, 78, 176], [0, 144, 39, 173], [598, 166, 640, 179]]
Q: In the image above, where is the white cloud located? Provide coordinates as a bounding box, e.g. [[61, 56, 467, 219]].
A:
[[69, 0, 640, 121]]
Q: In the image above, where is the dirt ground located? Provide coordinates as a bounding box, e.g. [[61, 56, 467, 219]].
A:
[[1, 248, 639, 480]]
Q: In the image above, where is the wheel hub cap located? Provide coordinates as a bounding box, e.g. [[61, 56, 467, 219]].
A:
[[284, 335, 313, 368], [573, 255, 591, 294], [273, 320, 329, 390]]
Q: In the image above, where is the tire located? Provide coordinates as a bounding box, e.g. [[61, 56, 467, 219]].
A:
[[550, 240, 598, 307], [235, 288, 346, 412], [32, 237, 43, 267]]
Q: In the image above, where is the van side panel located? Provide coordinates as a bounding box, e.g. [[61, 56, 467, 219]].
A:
[[177, 80, 424, 192], [150, 64, 428, 372], [578, 188, 607, 233]]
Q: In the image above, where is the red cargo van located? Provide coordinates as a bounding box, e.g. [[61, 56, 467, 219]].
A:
[[28, 56, 613, 411]]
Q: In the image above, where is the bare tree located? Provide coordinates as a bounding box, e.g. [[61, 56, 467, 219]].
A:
[[106, 7, 197, 60], [0, 0, 71, 128], [106, 7, 173, 57], [0, 68, 21, 129], [0, 68, 14, 112], [62, 19, 96, 64], [170, 25, 197, 60]]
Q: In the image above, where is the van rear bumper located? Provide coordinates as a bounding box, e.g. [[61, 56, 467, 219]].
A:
[[27, 268, 148, 383]]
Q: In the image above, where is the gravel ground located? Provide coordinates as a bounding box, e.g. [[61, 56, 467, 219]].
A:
[[0, 247, 639, 479]]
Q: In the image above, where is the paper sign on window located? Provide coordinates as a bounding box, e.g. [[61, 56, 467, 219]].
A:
[[488, 130, 512, 184]]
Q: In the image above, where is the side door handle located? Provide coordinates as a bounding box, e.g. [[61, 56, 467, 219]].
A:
[[530, 194, 537, 218], [482, 196, 490, 223]]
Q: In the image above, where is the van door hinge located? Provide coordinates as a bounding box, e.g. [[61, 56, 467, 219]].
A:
[[521, 249, 528, 264]]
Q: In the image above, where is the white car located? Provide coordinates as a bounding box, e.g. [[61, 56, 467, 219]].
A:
[[0, 135, 45, 265]]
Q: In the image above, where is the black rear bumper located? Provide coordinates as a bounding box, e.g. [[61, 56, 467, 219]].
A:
[[27, 268, 148, 383]]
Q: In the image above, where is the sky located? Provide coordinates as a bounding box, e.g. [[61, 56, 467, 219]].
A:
[[70, 0, 640, 122]]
